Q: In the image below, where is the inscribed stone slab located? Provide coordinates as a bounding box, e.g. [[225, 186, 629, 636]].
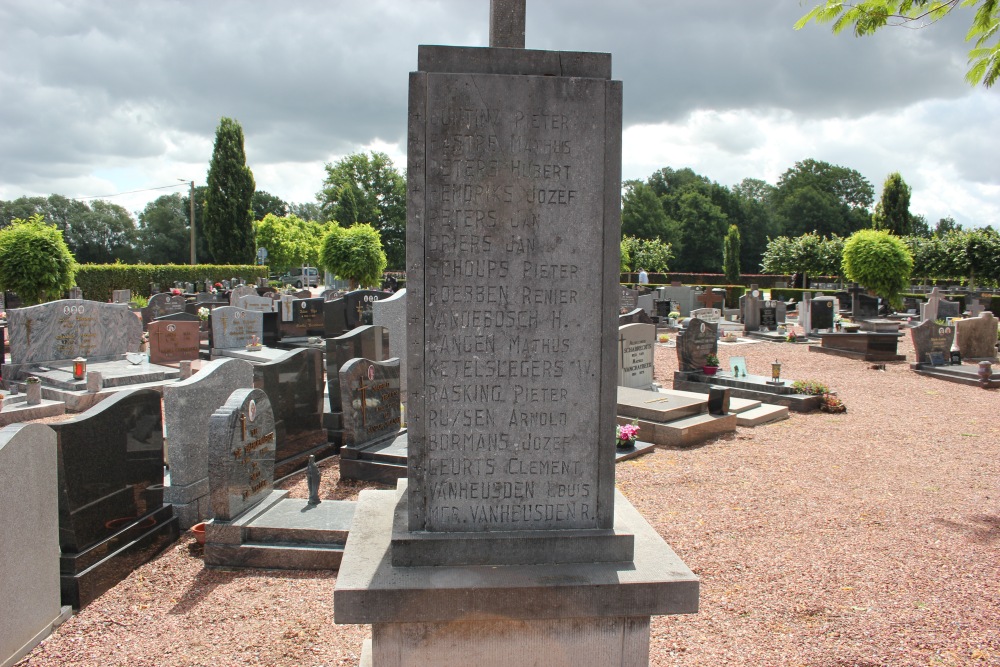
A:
[[141, 293, 187, 327], [339, 357, 403, 449], [210, 306, 264, 350], [618, 323, 655, 389], [7, 299, 135, 365], [326, 325, 391, 412], [910, 320, 955, 362], [252, 348, 325, 471], [676, 318, 719, 372], [208, 388, 276, 521], [955, 313, 998, 359], [148, 320, 200, 365], [373, 289, 408, 399], [408, 52, 621, 533]]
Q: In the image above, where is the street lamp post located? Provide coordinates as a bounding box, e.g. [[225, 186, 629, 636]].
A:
[[179, 179, 195, 264]]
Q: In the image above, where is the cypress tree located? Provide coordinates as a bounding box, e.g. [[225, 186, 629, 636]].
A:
[[203, 117, 256, 263], [872, 172, 912, 236], [723, 224, 741, 284]]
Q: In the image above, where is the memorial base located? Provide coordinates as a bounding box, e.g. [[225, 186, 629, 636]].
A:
[[335, 483, 698, 667], [60, 505, 179, 609]]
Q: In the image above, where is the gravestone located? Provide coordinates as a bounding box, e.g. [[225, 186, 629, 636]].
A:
[[676, 317, 719, 372], [279, 297, 325, 339], [324, 326, 392, 449], [799, 292, 813, 333], [228, 284, 258, 305], [775, 300, 788, 324], [210, 306, 264, 351], [3, 299, 140, 380], [0, 424, 71, 667], [920, 287, 944, 322], [910, 319, 955, 363], [147, 320, 200, 365], [203, 386, 354, 571], [49, 388, 179, 608], [812, 297, 836, 331], [343, 290, 392, 332], [112, 289, 131, 304], [695, 289, 724, 310], [619, 286, 638, 312], [966, 297, 986, 318], [335, 8, 697, 665], [636, 292, 654, 315], [67, 287, 82, 300], [759, 300, 778, 330], [741, 287, 762, 331], [279, 294, 295, 322], [955, 312, 999, 360], [234, 294, 276, 313], [657, 284, 696, 316], [141, 293, 187, 327], [938, 299, 961, 320], [689, 307, 721, 324], [373, 289, 408, 401], [208, 388, 276, 521], [853, 293, 879, 319], [339, 357, 403, 451], [252, 348, 328, 478], [617, 322, 656, 390], [617, 307, 654, 326], [162, 358, 254, 528]]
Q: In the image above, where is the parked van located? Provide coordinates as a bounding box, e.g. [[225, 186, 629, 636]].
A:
[[279, 267, 320, 288]]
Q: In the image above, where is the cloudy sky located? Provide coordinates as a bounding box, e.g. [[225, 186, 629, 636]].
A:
[[2, 0, 997, 229]]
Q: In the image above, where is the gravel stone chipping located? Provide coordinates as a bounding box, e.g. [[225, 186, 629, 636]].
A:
[[14, 336, 1000, 667]]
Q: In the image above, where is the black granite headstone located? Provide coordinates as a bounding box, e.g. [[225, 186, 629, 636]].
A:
[[812, 299, 835, 330], [339, 357, 402, 449], [279, 297, 325, 338], [759, 301, 778, 330], [253, 348, 328, 477], [49, 388, 179, 608], [208, 388, 276, 521], [707, 386, 730, 416]]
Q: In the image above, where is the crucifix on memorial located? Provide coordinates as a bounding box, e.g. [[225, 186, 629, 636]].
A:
[[490, 0, 526, 48]]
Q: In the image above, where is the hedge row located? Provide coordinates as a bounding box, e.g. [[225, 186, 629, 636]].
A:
[[75, 264, 268, 302], [619, 272, 813, 288]]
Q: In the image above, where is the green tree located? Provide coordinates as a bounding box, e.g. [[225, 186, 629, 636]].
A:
[[630, 237, 674, 274], [289, 201, 324, 222], [674, 191, 728, 272], [796, 0, 1000, 87], [723, 224, 741, 283], [255, 213, 326, 271], [333, 184, 362, 228], [251, 191, 289, 221], [620, 236, 636, 272], [319, 223, 387, 289], [137, 193, 190, 264], [872, 172, 912, 235], [761, 233, 845, 280], [0, 214, 78, 304], [934, 216, 963, 236], [842, 229, 914, 308], [731, 178, 779, 272], [771, 159, 874, 237], [203, 117, 256, 264], [318, 151, 406, 270], [67, 200, 139, 264]]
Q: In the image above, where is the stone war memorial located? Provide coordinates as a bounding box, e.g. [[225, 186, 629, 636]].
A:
[[334, 3, 699, 665]]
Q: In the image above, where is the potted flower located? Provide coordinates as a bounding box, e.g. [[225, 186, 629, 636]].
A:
[[703, 353, 720, 375], [657, 333, 670, 344], [615, 420, 640, 449], [246, 335, 262, 352], [668, 311, 680, 325]]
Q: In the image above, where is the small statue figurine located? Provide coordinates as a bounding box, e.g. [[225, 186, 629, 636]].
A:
[[306, 455, 321, 506]]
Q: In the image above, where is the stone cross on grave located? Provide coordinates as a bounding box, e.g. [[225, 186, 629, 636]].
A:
[[696, 291, 720, 309], [490, 0, 526, 48], [967, 297, 985, 318]]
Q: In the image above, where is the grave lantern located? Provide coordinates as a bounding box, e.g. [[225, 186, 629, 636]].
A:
[[72, 357, 87, 380], [770, 360, 782, 384]]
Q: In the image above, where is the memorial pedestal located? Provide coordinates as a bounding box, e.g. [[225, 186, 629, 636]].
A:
[[335, 483, 698, 667]]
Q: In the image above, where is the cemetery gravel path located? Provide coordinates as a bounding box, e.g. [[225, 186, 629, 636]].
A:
[[15, 336, 1000, 667]]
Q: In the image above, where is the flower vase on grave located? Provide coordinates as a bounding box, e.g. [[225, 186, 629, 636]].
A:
[[615, 421, 639, 449], [25, 376, 41, 405]]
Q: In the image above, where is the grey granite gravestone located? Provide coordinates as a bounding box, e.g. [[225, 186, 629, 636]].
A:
[[373, 289, 408, 401], [657, 284, 695, 316], [853, 293, 879, 319], [920, 287, 944, 322], [228, 284, 258, 305], [910, 320, 955, 363], [210, 306, 264, 351], [203, 386, 354, 571], [676, 318, 719, 372], [148, 320, 200, 365], [2, 299, 138, 380], [335, 9, 697, 665], [141, 293, 187, 327], [112, 289, 131, 304], [234, 294, 276, 313], [799, 292, 813, 332], [162, 358, 254, 527], [252, 348, 328, 478], [324, 325, 391, 449], [617, 307, 654, 326], [67, 287, 82, 300], [955, 312, 998, 360], [207, 388, 276, 521], [636, 292, 654, 315], [338, 357, 407, 483], [742, 287, 762, 331], [689, 307, 721, 324], [0, 424, 71, 667], [618, 323, 656, 389], [48, 389, 179, 608]]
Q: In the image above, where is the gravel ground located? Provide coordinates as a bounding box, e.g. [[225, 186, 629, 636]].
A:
[[15, 335, 1000, 667]]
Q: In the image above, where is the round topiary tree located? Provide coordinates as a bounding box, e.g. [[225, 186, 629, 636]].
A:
[[0, 214, 78, 305], [842, 229, 913, 309], [320, 223, 387, 289]]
